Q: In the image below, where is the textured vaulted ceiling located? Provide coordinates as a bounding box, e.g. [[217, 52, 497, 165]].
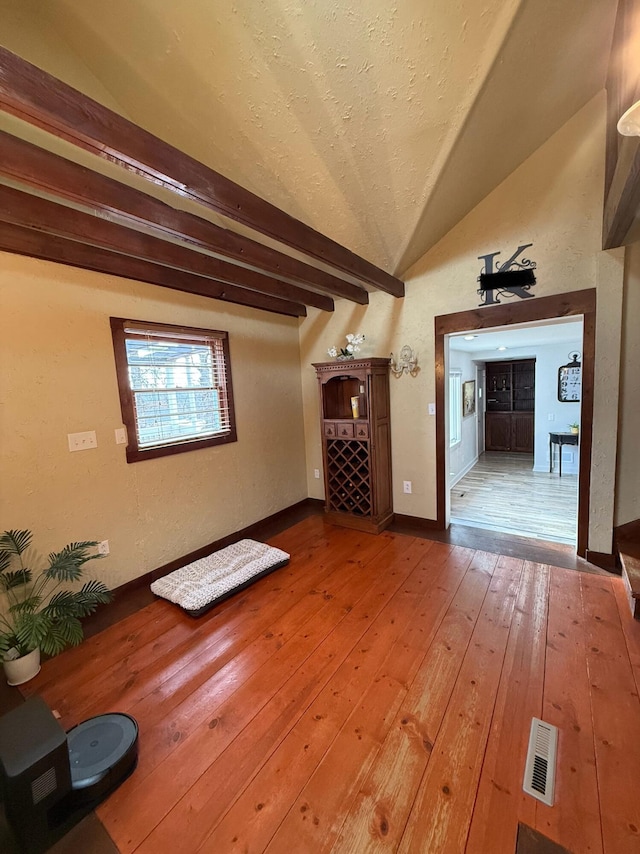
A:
[[0, 0, 618, 277]]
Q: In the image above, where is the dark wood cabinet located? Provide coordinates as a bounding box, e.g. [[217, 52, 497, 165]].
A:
[[512, 411, 534, 452], [313, 358, 393, 534], [485, 412, 512, 451], [485, 359, 535, 453]]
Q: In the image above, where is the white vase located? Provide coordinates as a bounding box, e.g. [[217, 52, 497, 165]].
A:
[[3, 647, 41, 686]]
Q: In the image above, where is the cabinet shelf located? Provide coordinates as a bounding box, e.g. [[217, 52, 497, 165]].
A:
[[486, 360, 535, 413], [485, 359, 535, 452], [321, 375, 368, 421], [314, 359, 392, 534]]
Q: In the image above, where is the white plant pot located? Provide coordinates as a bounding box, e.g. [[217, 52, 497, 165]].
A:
[[3, 647, 41, 686]]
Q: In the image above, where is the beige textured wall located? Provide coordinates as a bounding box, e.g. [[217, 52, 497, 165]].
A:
[[616, 241, 640, 526], [0, 254, 306, 589], [590, 248, 624, 548], [301, 93, 623, 553], [0, 0, 124, 111]]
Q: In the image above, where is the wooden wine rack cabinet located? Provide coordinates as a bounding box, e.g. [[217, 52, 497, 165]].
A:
[[313, 358, 393, 534]]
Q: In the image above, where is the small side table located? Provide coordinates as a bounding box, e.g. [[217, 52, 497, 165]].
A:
[[549, 431, 579, 477]]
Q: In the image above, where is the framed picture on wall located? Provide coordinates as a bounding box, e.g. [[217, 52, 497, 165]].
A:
[[463, 380, 476, 416]]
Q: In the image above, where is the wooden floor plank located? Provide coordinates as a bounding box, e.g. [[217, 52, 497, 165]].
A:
[[35, 524, 384, 726], [465, 560, 549, 854], [451, 452, 578, 544], [266, 513, 333, 552], [13, 520, 638, 854], [99, 531, 415, 852], [396, 555, 525, 853], [21, 600, 181, 703], [135, 541, 450, 854], [26, 515, 331, 707], [581, 573, 640, 853], [124, 529, 399, 757], [189, 539, 450, 854], [535, 566, 602, 854], [267, 547, 487, 853], [611, 576, 640, 699], [330, 550, 497, 853], [22, 515, 330, 696]]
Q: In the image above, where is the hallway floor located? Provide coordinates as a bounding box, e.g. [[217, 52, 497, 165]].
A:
[[450, 452, 578, 545]]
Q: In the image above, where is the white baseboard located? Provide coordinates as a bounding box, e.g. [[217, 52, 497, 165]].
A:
[[450, 455, 478, 488], [533, 463, 578, 475]]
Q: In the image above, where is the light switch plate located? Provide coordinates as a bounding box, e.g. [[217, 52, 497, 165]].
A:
[[428, 403, 436, 416]]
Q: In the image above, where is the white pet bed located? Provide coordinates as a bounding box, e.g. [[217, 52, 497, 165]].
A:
[[150, 539, 290, 616]]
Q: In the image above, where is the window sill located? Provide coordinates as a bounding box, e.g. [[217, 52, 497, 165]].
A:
[[126, 430, 237, 463]]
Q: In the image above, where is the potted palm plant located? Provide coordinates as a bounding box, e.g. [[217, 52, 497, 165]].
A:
[[0, 529, 113, 685]]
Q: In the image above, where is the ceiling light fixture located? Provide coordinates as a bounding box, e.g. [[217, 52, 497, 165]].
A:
[[464, 334, 478, 340], [617, 101, 640, 136], [497, 346, 507, 351]]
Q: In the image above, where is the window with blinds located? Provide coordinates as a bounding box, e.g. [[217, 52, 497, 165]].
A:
[[110, 318, 237, 462]]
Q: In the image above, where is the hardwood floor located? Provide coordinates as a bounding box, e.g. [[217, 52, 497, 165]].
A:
[[451, 453, 578, 545], [19, 517, 640, 853]]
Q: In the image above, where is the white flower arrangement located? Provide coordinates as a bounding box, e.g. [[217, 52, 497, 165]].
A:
[[328, 333, 365, 360]]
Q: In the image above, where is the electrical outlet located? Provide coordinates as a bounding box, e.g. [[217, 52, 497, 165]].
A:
[[314, 469, 320, 479], [403, 480, 412, 494], [115, 427, 127, 444], [97, 540, 110, 556], [548, 413, 555, 421], [68, 431, 97, 452]]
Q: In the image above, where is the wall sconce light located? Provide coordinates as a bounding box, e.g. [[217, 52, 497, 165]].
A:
[[617, 100, 640, 136], [390, 345, 419, 377]]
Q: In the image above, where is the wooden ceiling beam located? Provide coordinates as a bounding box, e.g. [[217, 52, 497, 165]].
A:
[[602, 0, 640, 249], [602, 136, 640, 249], [0, 130, 367, 305], [0, 46, 404, 297], [0, 222, 306, 318], [0, 185, 334, 312]]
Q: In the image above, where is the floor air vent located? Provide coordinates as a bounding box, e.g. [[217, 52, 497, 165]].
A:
[[523, 717, 558, 806]]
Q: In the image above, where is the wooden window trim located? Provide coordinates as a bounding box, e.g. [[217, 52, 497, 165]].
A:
[[110, 317, 237, 463]]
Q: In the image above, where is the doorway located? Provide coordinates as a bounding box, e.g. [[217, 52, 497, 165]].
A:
[[448, 322, 582, 545], [434, 290, 595, 557]]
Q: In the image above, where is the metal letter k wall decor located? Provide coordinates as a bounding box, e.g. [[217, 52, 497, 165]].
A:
[[477, 243, 537, 306]]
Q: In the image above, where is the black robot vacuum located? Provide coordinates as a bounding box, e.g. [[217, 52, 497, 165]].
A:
[[0, 696, 138, 852], [66, 711, 138, 804]]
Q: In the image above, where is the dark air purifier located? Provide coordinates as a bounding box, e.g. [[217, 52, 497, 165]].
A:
[[0, 695, 71, 852], [0, 695, 138, 853]]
